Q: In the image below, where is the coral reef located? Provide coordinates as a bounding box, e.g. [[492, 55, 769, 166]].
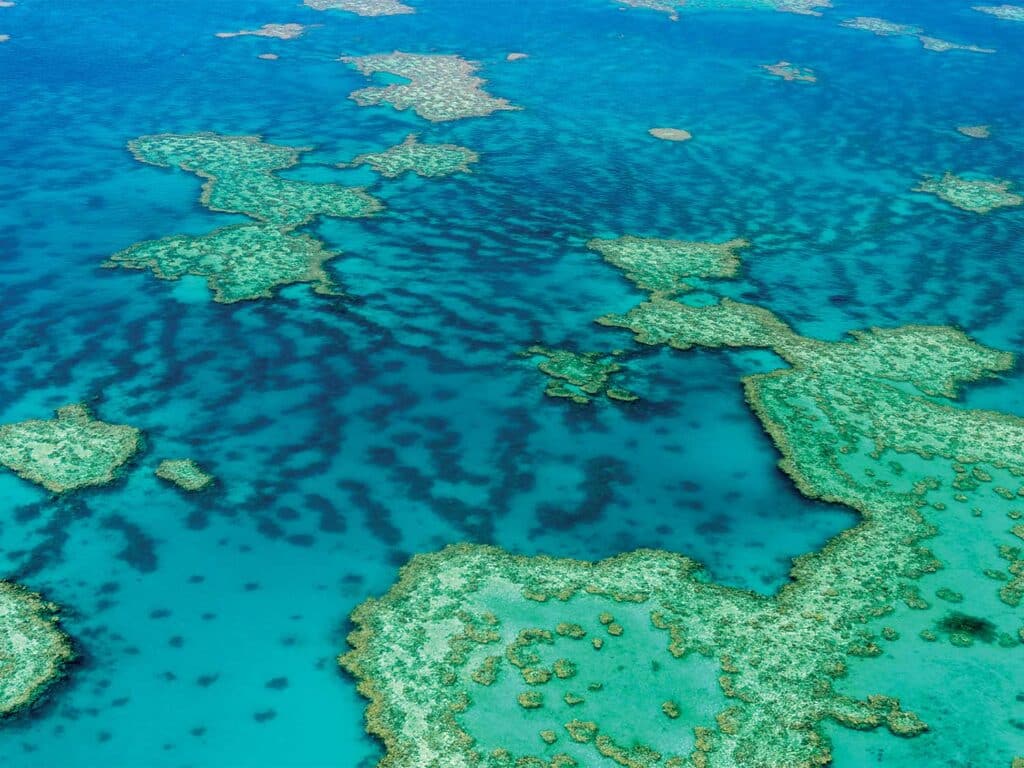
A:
[[974, 4, 1024, 21], [108, 223, 342, 303], [587, 235, 746, 296], [524, 346, 637, 404], [615, 0, 829, 22], [345, 134, 478, 178], [215, 24, 306, 40], [156, 459, 215, 492], [0, 582, 73, 718], [340, 52, 519, 122], [304, 0, 414, 16], [915, 172, 1024, 214], [840, 17, 994, 54], [761, 61, 816, 83], [106, 133, 382, 302], [0, 404, 141, 493], [957, 125, 991, 139], [344, 233, 1024, 768], [648, 128, 692, 142]]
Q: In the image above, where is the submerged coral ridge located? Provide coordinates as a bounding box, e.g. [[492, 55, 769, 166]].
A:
[[0, 404, 141, 493], [0, 582, 73, 717], [109, 133, 382, 302], [304, 0, 414, 15], [973, 4, 1024, 21], [525, 346, 637, 404], [915, 172, 1024, 214], [341, 52, 519, 122], [156, 458, 215, 492], [840, 16, 995, 54], [346, 134, 478, 178], [345, 234, 1024, 767], [616, 0, 829, 22]]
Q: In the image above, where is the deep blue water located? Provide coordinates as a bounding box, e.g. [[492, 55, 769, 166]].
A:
[[0, 0, 1022, 766]]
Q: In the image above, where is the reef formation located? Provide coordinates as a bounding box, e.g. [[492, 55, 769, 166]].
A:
[[840, 17, 994, 54], [156, 459, 215, 492], [524, 346, 637, 404], [974, 4, 1024, 21], [106, 133, 382, 302], [0, 582, 73, 718], [345, 233, 1024, 767], [648, 128, 692, 142], [214, 23, 306, 40], [305, 0, 414, 15], [346, 134, 479, 178], [615, 0, 828, 22], [957, 125, 991, 139], [915, 172, 1024, 214], [0, 404, 141, 493], [341, 52, 519, 122], [760, 61, 816, 83]]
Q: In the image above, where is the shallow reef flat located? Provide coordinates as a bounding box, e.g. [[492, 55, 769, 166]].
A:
[[214, 24, 307, 40], [340, 52, 520, 122], [760, 60, 816, 83], [0, 404, 141, 494], [915, 172, 1024, 214], [974, 4, 1024, 21], [0, 582, 73, 718], [108, 133, 382, 303], [304, 0, 414, 15], [840, 16, 994, 54], [155, 458, 215, 492], [587, 235, 746, 296], [524, 346, 637, 404], [346, 134, 478, 178], [346, 237, 1024, 767], [107, 223, 343, 303], [615, 0, 829, 22]]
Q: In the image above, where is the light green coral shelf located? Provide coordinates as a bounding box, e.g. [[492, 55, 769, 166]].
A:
[[0, 404, 141, 493], [344, 232, 1024, 768], [341, 52, 520, 122], [525, 346, 637, 404], [0, 581, 73, 718], [107, 133, 383, 303], [346, 134, 478, 178], [156, 458, 215, 492], [915, 172, 1023, 214]]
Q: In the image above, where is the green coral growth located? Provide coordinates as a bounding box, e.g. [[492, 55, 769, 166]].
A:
[[0, 404, 141, 493], [156, 458, 215, 492], [586, 235, 746, 296], [616, 0, 829, 22], [304, 0, 414, 16], [340, 52, 520, 122], [108, 224, 341, 303], [346, 134, 479, 178], [0, 582, 74, 718], [525, 346, 637, 404], [107, 133, 383, 303], [974, 4, 1024, 22], [345, 230, 1024, 768], [915, 172, 1023, 213]]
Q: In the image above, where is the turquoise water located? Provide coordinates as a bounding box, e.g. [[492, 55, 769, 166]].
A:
[[0, 0, 1022, 765]]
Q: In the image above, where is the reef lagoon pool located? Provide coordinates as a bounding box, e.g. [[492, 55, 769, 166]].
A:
[[0, 0, 1022, 766]]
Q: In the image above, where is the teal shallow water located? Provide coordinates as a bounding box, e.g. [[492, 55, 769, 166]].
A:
[[0, 0, 1022, 765]]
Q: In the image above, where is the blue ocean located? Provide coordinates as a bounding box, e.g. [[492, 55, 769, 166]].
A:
[[0, 0, 1022, 765]]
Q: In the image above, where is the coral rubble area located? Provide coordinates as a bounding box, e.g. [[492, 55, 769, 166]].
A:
[[304, 0, 415, 16], [340, 52, 520, 122], [105, 133, 383, 302], [345, 134, 479, 178], [915, 172, 1024, 214], [0, 404, 141, 494], [155, 459, 215, 492], [344, 237, 1024, 768], [840, 17, 995, 54], [214, 24, 307, 40], [525, 346, 637, 404], [0, 582, 73, 718]]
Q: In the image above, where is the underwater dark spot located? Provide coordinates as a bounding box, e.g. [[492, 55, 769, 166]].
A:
[[111, 697, 129, 707], [287, 533, 314, 547], [150, 609, 171, 619], [188, 575, 205, 584], [265, 677, 289, 690], [190, 727, 207, 737], [196, 674, 218, 687], [253, 709, 277, 723], [243, 582, 260, 592], [201, 612, 217, 621], [936, 612, 996, 643], [169, 636, 184, 648], [161, 671, 177, 682], [97, 731, 111, 743]]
